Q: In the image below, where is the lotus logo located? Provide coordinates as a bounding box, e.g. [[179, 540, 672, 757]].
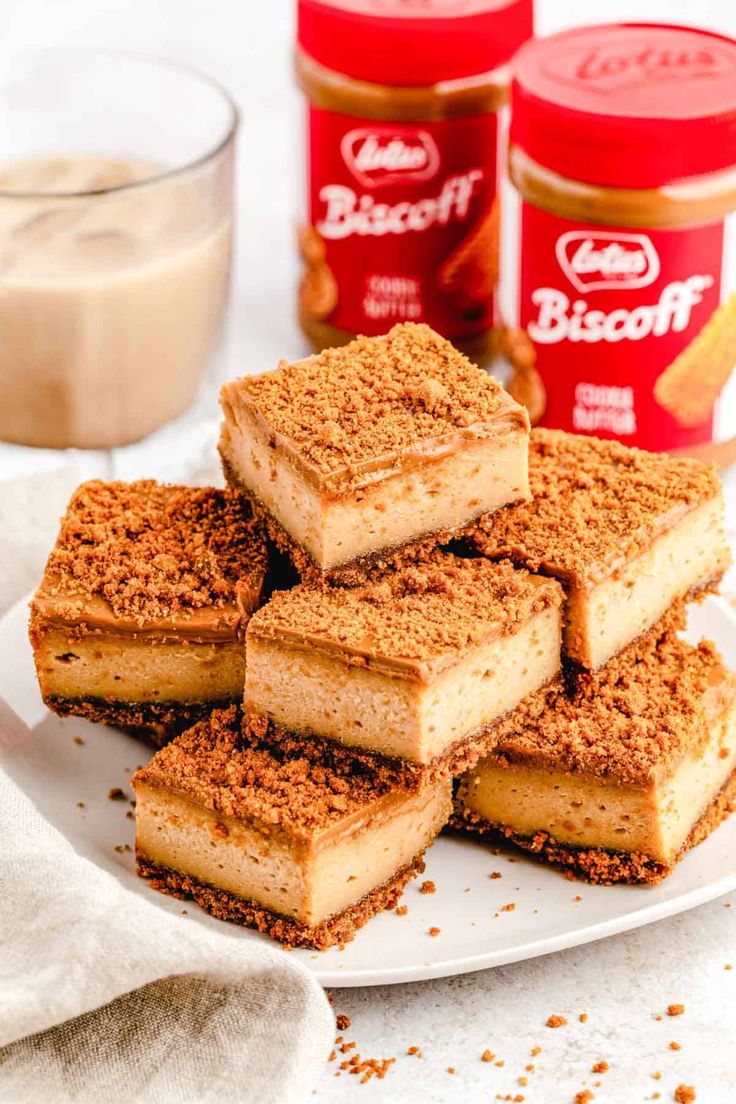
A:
[[555, 231, 661, 293], [543, 40, 736, 95], [340, 128, 440, 188]]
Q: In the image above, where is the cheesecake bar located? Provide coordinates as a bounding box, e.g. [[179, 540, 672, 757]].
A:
[[219, 322, 530, 580], [133, 706, 452, 948], [30, 481, 268, 740], [470, 429, 730, 669], [453, 619, 736, 884], [244, 553, 563, 784]]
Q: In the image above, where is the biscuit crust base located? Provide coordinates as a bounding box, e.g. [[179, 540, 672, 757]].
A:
[[44, 694, 230, 748], [243, 699, 557, 792], [221, 450, 479, 586], [136, 851, 426, 949], [449, 767, 736, 886]]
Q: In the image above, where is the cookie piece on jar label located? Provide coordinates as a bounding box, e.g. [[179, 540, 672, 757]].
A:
[[299, 260, 339, 322], [298, 223, 326, 266], [504, 22, 736, 454], [438, 198, 500, 317], [501, 326, 546, 426], [654, 293, 736, 428], [295, 0, 533, 363]]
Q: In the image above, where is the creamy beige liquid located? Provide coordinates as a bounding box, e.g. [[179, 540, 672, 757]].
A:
[[0, 155, 232, 448]]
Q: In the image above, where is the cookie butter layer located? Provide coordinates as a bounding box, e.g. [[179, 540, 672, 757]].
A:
[[30, 481, 267, 726], [245, 554, 563, 768], [219, 322, 530, 572], [132, 707, 451, 946], [471, 428, 730, 669], [454, 622, 736, 883]]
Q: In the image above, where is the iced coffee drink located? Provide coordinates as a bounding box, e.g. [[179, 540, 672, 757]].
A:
[[0, 52, 237, 448]]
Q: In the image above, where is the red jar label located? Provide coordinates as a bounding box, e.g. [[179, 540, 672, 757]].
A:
[[302, 106, 499, 338], [518, 202, 730, 451]]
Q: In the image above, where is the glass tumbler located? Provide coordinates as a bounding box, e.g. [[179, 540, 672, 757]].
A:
[[0, 50, 237, 448]]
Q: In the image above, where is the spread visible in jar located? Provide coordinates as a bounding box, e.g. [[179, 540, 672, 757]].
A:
[[503, 22, 736, 455], [296, 0, 533, 362]]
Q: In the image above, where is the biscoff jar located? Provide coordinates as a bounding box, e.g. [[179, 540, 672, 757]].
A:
[[504, 23, 736, 455], [296, 0, 533, 362]]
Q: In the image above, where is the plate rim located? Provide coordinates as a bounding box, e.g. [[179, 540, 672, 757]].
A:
[[3, 592, 736, 988]]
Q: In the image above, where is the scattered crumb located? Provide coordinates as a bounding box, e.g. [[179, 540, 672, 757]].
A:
[[669, 1041, 681, 1051], [181, 909, 187, 915], [481, 1050, 494, 1063], [420, 880, 436, 894], [73, 736, 85, 746], [667, 1004, 685, 1017], [674, 1086, 695, 1104], [76, 802, 85, 809], [336, 1014, 350, 1031], [574, 895, 582, 902], [592, 1061, 609, 1073], [579, 1013, 588, 1023], [546, 1015, 567, 1028], [725, 964, 732, 970], [531, 1046, 542, 1057], [335, 1035, 396, 1084], [428, 926, 441, 937], [655, 1015, 663, 1022], [395, 905, 408, 917], [575, 1092, 594, 1104], [113, 843, 132, 853], [108, 787, 126, 801], [518, 1076, 528, 1086], [126, 810, 134, 820], [328, 1050, 336, 1063], [495, 1059, 505, 1067], [447, 1067, 456, 1074], [501, 903, 516, 912], [406, 1046, 422, 1058], [490, 871, 503, 879], [653, 1072, 662, 1080]]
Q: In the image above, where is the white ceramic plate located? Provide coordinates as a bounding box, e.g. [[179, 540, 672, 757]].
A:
[[3, 594, 736, 987]]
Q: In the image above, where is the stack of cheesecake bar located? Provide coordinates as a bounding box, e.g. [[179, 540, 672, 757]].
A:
[[29, 323, 736, 949]]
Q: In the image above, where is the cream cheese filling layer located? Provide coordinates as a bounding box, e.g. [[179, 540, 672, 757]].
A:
[[221, 411, 530, 570], [135, 779, 451, 927], [568, 495, 729, 669], [35, 628, 246, 704], [245, 604, 561, 763], [458, 698, 736, 864]]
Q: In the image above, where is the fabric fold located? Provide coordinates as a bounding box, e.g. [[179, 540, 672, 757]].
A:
[[0, 753, 334, 1103]]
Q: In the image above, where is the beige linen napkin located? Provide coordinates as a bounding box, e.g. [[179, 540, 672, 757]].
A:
[[0, 470, 335, 1103]]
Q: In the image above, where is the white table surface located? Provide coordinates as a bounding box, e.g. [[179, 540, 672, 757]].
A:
[[2, 0, 736, 1100]]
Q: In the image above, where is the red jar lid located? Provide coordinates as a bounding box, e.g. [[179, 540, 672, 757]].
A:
[[297, 0, 533, 87], [511, 23, 736, 189]]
